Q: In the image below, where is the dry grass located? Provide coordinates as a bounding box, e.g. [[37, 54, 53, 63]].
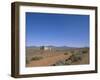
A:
[[26, 48, 89, 67]]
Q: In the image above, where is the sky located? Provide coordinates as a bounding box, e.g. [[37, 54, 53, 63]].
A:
[[26, 12, 89, 47]]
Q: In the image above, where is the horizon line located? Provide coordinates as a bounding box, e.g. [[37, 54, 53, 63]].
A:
[[26, 45, 89, 48]]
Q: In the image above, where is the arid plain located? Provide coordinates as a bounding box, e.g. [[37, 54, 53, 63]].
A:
[[26, 46, 89, 67]]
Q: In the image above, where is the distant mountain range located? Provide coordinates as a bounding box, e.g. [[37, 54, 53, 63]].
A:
[[27, 45, 72, 48], [26, 45, 89, 49]]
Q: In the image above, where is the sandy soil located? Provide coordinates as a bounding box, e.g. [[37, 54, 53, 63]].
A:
[[26, 48, 89, 67], [26, 53, 72, 67]]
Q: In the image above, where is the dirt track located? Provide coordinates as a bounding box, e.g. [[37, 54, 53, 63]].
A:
[[26, 53, 72, 67]]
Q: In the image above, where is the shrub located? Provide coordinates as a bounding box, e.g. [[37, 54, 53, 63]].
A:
[[64, 52, 68, 55], [52, 64, 56, 66], [82, 50, 88, 54], [65, 60, 72, 65], [71, 53, 82, 62], [71, 51, 74, 53], [31, 56, 43, 61], [26, 59, 29, 64]]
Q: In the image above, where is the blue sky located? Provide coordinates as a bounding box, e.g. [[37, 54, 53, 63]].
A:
[[26, 12, 89, 47]]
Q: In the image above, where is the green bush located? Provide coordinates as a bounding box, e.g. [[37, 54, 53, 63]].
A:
[[64, 52, 68, 55], [31, 56, 43, 61], [71, 53, 82, 62], [82, 50, 88, 54]]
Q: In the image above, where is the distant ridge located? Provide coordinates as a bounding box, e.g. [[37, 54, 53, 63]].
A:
[[26, 45, 89, 49]]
